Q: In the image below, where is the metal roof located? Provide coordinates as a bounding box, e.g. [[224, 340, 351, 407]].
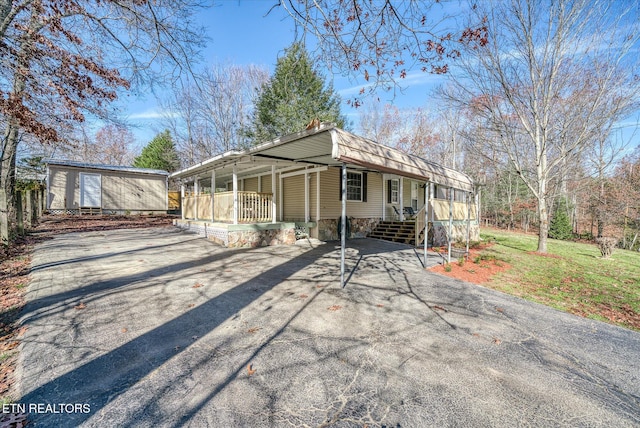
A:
[[45, 159, 169, 176], [170, 124, 474, 192]]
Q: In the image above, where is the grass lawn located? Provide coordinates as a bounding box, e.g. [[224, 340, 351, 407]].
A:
[[478, 228, 640, 331]]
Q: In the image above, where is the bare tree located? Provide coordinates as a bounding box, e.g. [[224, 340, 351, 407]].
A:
[[441, 0, 640, 252], [0, 0, 205, 242], [276, 0, 486, 105], [161, 63, 269, 165]]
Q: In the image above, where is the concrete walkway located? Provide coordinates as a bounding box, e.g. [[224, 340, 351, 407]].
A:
[[17, 227, 640, 427]]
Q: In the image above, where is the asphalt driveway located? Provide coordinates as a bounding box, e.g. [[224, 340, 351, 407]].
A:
[[16, 226, 640, 427]]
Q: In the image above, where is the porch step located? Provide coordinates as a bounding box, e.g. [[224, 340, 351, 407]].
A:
[[370, 220, 417, 245]]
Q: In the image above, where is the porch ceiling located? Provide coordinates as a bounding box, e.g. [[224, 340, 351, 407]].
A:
[[170, 124, 473, 192]]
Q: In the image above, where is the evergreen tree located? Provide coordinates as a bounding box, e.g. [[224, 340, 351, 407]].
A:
[[549, 197, 574, 240], [133, 130, 180, 172], [247, 42, 347, 145]]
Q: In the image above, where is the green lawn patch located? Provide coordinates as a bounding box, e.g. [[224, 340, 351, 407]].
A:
[[480, 228, 640, 331]]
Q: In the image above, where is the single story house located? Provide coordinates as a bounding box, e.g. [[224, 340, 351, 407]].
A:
[[45, 160, 169, 214], [170, 124, 478, 251]]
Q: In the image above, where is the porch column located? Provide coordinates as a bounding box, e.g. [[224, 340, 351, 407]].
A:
[[211, 170, 216, 222], [316, 170, 320, 222], [180, 184, 185, 220], [448, 187, 454, 263], [424, 181, 430, 268], [233, 166, 238, 225], [382, 176, 386, 221], [194, 178, 199, 220], [271, 165, 276, 223], [304, 168, 310, 223], [399, 178, 404, 221], [279, 173, 283, 222], [340, 163, 347, 288]]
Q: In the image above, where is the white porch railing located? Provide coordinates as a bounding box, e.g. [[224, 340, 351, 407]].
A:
[[183, 191, 273, 223]]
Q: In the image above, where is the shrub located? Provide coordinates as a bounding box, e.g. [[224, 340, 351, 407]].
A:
[[595, 237, 617, 259], [549, 198, 573, 240]]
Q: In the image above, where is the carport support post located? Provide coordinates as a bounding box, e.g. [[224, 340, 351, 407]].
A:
[[466, 191, 471, 259], [180, 185, 185, 220], [340, 163, 347, 288], [448, 187, 453, 263], [424, 181, 430, 268], [194, 179, 199, 220]]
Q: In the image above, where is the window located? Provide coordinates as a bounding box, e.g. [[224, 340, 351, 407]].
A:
[[347, 171, 362, 201], [339, 170, 367, 202], [434, 184, 451, 200], [387, 179, 399, 204]]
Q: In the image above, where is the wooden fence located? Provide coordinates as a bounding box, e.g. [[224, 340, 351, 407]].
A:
[[18, 188, 46, 233]]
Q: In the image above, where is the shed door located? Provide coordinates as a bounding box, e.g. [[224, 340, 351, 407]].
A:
[[80, 173, 101, 207]]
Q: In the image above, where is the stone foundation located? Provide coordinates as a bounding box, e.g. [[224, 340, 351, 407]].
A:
[[317, 217, 380, 241], [227, 228, 296, 248], [173, 220, 296, 248]]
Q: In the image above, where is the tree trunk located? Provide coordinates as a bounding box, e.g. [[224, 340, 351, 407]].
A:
[[0, 123, 19, 244], [0, 4, 34, 243], [537, 194, 549, 253]]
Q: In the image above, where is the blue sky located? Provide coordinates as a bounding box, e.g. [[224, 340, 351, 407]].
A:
[[120, 0, 639, 156], [120, 1, 443, 147]]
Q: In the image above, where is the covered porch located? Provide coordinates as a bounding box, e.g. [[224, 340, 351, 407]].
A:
[[170, 124, 478, 261]]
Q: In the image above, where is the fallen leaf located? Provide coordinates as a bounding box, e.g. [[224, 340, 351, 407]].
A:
[[121, 328, 128, 333], [192, 283, 203, 288], [328, 305, 342, 311], [299, 294, 308, 299], [74, 302, 86, 310], [188, 303, 195, 308], [247, 363, 257, 376], [433, 305, 447, 312], [376, 304, 384, 308], [496, 307, 504, 313], [493, 337, 502, 345], [247, 327, 261, 334], [316, 285, 325, 288]]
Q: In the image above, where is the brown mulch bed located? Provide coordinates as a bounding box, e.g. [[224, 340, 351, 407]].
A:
[[428, 244, 511, 284], [0, 214, 176, 411]]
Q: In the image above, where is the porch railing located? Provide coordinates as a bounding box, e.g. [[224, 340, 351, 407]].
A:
[[414, 205, 433, 247], [183, 191, 273, 223]]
